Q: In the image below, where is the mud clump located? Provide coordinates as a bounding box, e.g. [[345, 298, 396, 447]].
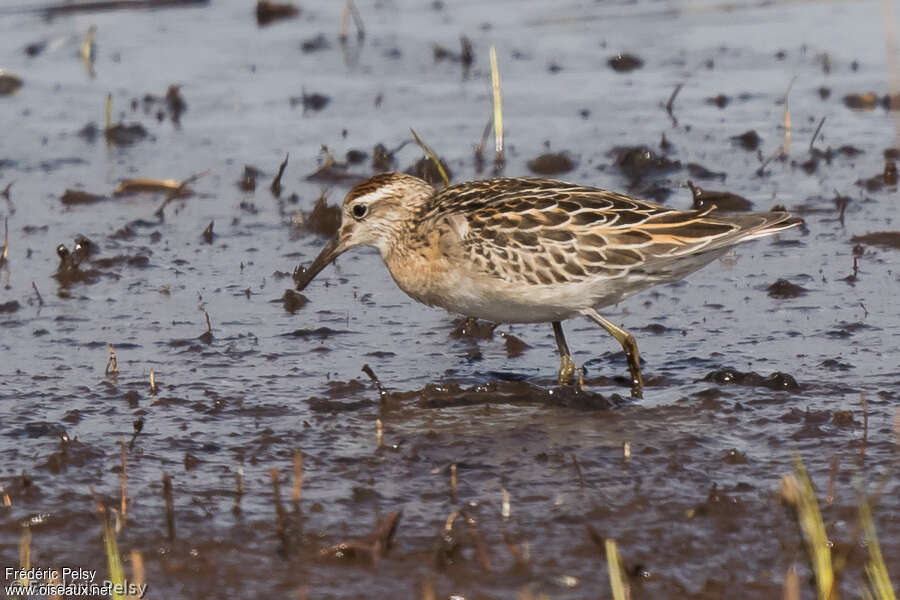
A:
[[0, 300, 20, 313], [850, 231, 900, 249], [256, 0, 298, 26], [301, 195, 341, 237], [282, 289, 308, 313], [450, 317, 498, 339], [706, 94, 730, 109], [688, 181, 753, 212], [732, 130, 761, 151], [703, 368, 800, 392], [105, 123, 149, 146], [237, 165, 264, 191], [499, 332, 528, 358], [60, 189, 107, 205], [608, 145, 681, 181], [766, 278, 808, 299], [527, 152, 576, 176], [607, 53, 643, 72]]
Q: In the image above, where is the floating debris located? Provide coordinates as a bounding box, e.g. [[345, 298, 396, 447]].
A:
[[237, 165, 263, 191]]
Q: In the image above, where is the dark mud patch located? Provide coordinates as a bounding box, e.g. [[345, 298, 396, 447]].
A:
[[703, 368, 800, 392], [527, 152, 576, 176]]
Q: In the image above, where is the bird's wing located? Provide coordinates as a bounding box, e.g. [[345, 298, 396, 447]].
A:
[[421, 178, 799, 286]]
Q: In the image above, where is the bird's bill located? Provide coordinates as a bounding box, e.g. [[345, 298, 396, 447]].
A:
[[295, 235, 346, 291]]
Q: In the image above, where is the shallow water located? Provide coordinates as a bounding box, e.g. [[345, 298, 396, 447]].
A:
[[1, 0, 899, 598]]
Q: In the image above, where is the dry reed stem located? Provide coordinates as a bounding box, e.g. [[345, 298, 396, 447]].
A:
[[120, 437, 127, 519], [376, 418, 383, 449], [861, 392, 868, 460], [409, 128, 450, 188], [605, 539, 630, 600], [129, 550, 144, 600], [489, 46, 504, 166], [149, 369, 157, 394], [234, 466, 243, 513], [48, 568, 62, 600], [826, 455, 838, 505], [783, 565, 800, 600], [18, 526, 31, 586], [783, 77, 795, 155], [450, 463, 458, 502], [1, 217, 8, 265], [1, 485, 11, 506], [105, 344, 119, 376], [501, 487, 510, 520]]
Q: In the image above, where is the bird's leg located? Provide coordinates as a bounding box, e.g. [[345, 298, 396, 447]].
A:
[[583, 309, 644, 399], [552, 321, 578, 387]]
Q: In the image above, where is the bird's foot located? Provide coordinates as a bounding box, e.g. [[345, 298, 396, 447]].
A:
[[557, 353, 577, 387]]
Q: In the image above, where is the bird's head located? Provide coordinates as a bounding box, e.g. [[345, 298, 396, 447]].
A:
[[294, 173, 435, 290]]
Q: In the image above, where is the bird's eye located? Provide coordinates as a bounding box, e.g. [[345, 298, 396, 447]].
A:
[[352, 203, 368, 219]]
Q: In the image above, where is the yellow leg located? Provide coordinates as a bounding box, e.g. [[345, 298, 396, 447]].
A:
[[582, 309, 644, 399], [551, 321, 578, 386]]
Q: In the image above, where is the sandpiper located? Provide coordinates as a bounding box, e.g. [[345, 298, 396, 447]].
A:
[[295, 173, 802, 398]]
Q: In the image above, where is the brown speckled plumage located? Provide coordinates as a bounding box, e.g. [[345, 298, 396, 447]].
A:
[[296, 173, 803, 398]]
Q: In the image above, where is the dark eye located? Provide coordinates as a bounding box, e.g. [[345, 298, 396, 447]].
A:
[[352, 203, 368, 219]]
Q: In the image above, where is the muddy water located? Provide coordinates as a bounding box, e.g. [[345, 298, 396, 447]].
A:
[[1, 0, 899, 598]]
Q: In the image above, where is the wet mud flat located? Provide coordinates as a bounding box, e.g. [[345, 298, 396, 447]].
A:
[[1, 0, 900, 598]]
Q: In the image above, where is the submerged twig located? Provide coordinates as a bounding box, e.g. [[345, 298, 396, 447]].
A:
[[270, 468, 290, 554], [31, 282, 43, 307], [271, 153, 288, 197], [571, 453, 585, 489], [810, 116, 826, 151], [292, 449, 303, 505], [489, 46, 504, 169], [756, 145, 785, 176], [410, 128, 450, 188], [665, 82, 683, 126], [361, 363, 388, 399], [162, 472, 175, 541]]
